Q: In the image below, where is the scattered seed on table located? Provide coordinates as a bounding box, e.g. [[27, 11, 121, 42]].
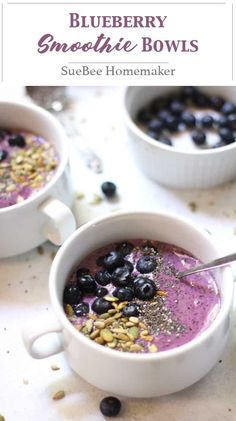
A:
[[89, 194, 103, 205], [51, 364, 60, 371], [37, 245, 44, 255], [52, 390, 65, 400], [188, 202, 198, 212]]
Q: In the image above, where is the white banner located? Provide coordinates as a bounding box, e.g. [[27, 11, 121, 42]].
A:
[[1, 0, 235, 85]]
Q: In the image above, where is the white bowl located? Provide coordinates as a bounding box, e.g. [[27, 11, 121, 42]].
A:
[[124, 86, 236, 189], [22, 210, 234, 398], [0, 101, 76, 258]]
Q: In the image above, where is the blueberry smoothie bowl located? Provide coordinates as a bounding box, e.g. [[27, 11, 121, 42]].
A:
[[63, 239, 220, 354], [124, 86, 236, 189], [0, 101, 75, 258], [0, 128, 58, 208], [24, 211, 234, 397]]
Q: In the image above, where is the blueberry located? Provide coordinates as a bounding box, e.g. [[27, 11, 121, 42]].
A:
[[103, 251, 124, 270], [217, 115, 230, 128], [136, 256, 157, 274], [146, 130, 158, 140], [116, 241, 134, 257], [148, 118, 163, 133], [191, 130, 206, 145], [124, 260, 134, 273], [73, 302, 89, 316], [96, 255, 105, 266], [194, 93, 210, 108], [228, 114, 236, 131], [77, 274, 97, 294], [201, 115, 214, 129], [99, 396, 121, 417], [181, 112, 196, 128], [169, 100, 184, 116], [0, 129, 10, 140], [164, 115, 179, 132], [122, 303, 139, 317], [181, 86, 198, 99], [221, 102, 236, 115], [218, 128, 235, 144], [8, 134, 26, 148], [150, 96, 169, 114], [157, 110, 171, 122], [63, 284, 82, 305], [134, 277, 157, 300], [158, 136, 172, 146], [210, 96, 225, 111], [136, 108, 152, 124], [112, 265, 132, 287], [113, 287, 134, 301], [95, 287, 108, 297], [95, 269, 112, 286], [0, 149, 8, 162], [91, 298, 113, 314], [101, 181, 117, 198], [76, 267, 90, 277]]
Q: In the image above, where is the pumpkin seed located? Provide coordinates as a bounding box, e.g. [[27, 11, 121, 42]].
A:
[[129, 317, 139, 324], [64, 304, 74, 317], [100, 328, 114, 342], [94, 321, 105, 329], [130, 344, 143, 352], [107, 339, 118, 348], [104, 295, 119, 302], [90, 329, 100, 339], [95, 337, 105, 345], [52, 390, 65, 400], [149, 344, 158, 353], [142, 335, 153, 342], [51, 364, 60, 371], [99, 313, 110, 319], [128, 326, 139, 340]]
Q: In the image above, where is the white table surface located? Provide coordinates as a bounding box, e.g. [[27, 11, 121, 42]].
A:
[[0, 86, 235, 421]]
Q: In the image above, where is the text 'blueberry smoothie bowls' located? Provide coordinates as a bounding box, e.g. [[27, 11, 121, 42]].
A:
[[23, 211, 234, 398], [0, 101, 76, 258]]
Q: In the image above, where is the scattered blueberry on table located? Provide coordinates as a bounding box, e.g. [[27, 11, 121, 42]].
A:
[[101, 181, 117, 198], [136, 87, 236, 149], [100, 396, 122, 417]]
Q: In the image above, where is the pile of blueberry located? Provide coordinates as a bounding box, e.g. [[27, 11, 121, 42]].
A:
[[63, 242, 158, 318], [136, 86, 236, 148], [0, 130, 26, 162]]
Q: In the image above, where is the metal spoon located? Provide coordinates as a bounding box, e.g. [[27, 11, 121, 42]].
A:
[[177, 252, 236, 278], [25, 86, 103, 173]]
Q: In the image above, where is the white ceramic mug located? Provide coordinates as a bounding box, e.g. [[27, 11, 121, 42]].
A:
[[124, 86, 236, 189], [0, 101, 76, 258], [23, 210, 234, 398]]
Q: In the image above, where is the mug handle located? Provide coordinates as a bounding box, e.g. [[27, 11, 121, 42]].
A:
[[39, 197, 76, 245], [22, 314, 64, 359]]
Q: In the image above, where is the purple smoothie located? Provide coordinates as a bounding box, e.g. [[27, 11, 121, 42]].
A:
[[63, 240, 220, 353], [0, 129, 58, 208]]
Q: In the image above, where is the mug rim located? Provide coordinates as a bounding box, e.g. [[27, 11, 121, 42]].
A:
[[0, 100, 69, 214], [123, 86, 236, 156], [49, 209, 234, 362]]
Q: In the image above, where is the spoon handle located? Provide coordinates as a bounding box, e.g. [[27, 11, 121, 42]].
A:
[[177, 252, 236, 278]]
